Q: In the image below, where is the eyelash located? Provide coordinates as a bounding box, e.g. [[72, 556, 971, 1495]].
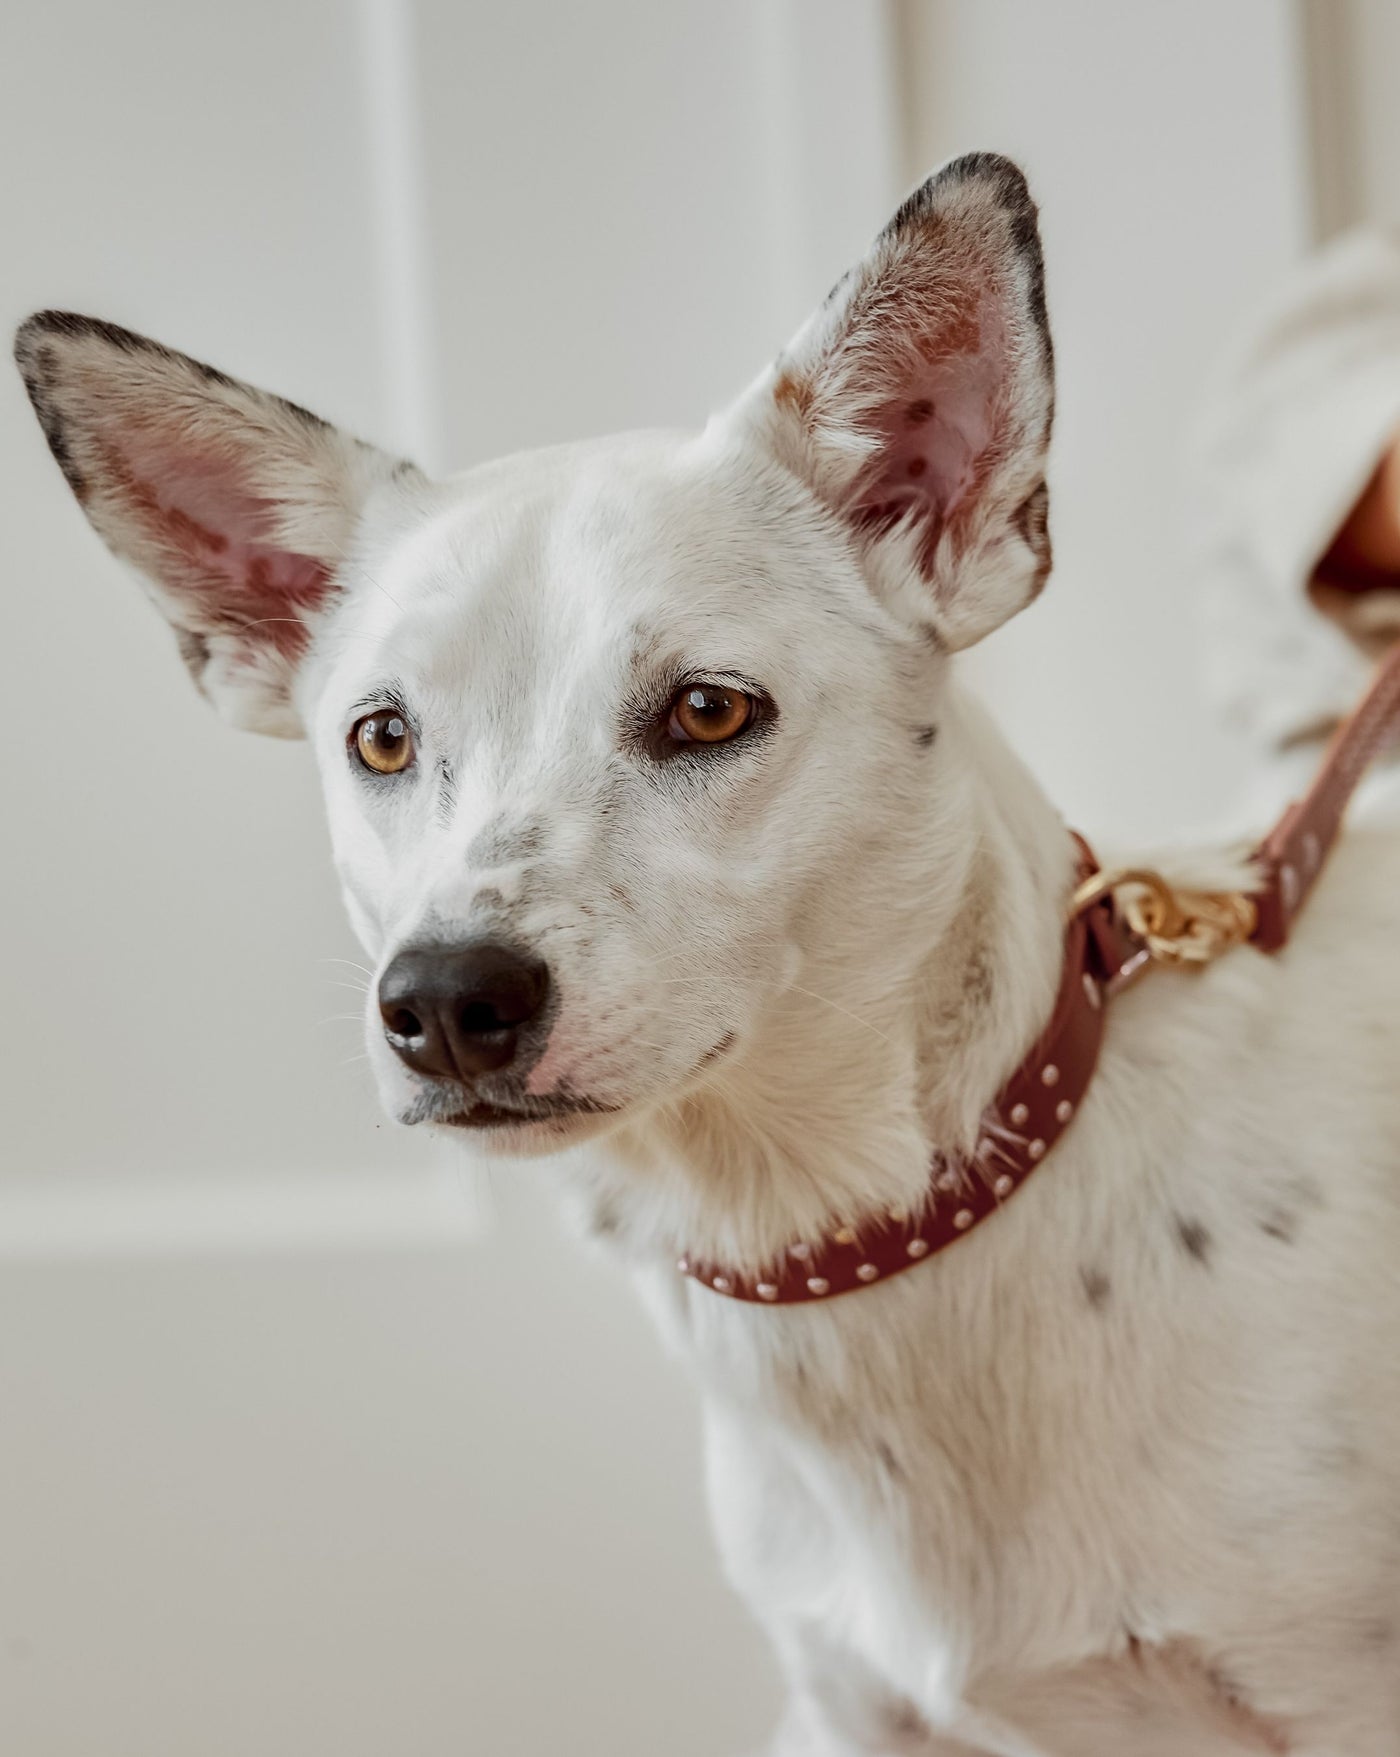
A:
[[347, 698, 418, 777], [633, 677, 775, 762]]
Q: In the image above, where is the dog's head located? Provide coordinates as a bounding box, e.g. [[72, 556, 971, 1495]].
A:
[[15, 153, 1053, 1156]]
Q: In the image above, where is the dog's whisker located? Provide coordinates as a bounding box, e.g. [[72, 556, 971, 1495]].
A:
[[320, 956, 376, 977], [322, 537, 407, 615], [777, 983, 896, 1045]]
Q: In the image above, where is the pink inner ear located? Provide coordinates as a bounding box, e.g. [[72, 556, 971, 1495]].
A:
[[851, 301, 1005, 569], [100, 429, 331, 660]]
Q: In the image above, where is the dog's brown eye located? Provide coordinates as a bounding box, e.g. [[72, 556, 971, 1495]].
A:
[[352, 711, 415, 775], [667, 685, 755, 745]]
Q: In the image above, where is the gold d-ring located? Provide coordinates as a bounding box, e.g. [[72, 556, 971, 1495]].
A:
[[1072, 867, 1257, 969]]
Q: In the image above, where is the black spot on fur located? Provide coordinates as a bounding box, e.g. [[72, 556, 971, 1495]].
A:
[[1174, 1216, 1213, 1266], [885, 1700, 926, 1740], [590, 1198, 623, 1240], [913, 724, 938, 749], [1080, 1266, 1111, 1308], [874, 1440, 908, 1485], [1258, 1207, 1298, 1244]]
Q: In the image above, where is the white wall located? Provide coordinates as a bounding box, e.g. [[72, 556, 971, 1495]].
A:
[[0, 4, 1323, 1754], [0, 0, 426, 1215]]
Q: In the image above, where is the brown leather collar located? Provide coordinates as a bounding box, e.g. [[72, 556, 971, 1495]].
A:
[[680, 641, 1400, 1307], [679, 857, 1129, 1304]]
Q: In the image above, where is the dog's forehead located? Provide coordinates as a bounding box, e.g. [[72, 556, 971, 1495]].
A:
[[393, 433, 724, 629], [332, 427, 875, 702]]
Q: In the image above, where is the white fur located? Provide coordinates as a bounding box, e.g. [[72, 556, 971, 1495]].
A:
[[18, 156, 1400, 1754]]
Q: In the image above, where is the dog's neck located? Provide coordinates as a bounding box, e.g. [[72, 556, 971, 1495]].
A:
[[588, 683, 1075, 1279]]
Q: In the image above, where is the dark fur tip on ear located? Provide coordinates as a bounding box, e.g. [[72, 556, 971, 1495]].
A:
[[746, 149, 1056, 651], [15, 310, 247, 502], [16, 309, 252, 397], [885, 153, 1052, 379], [887, 150, 1033, 228], [15, 310, 333, 451], [14, 311, 102, 497], [15, 310, 417, 736]]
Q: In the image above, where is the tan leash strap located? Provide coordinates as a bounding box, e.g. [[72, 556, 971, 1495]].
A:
[[1251, 639, 1400, 950]]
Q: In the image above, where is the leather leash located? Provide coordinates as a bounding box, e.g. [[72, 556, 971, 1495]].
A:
[[680, 641, 1400, 1306], [1251, 638, 1400, 950]]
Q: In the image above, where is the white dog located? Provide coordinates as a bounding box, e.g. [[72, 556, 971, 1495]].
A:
[[17, 154, 1400, 1755]]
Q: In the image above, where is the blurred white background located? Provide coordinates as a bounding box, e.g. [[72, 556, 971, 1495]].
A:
[[0, 2, 1386, 1752]]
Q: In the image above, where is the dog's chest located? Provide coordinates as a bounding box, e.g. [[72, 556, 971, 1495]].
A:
[[700, 1344, 1296, 1753], [692, 1272, 1155, 1702], [679, 1147, 1393, 1749]]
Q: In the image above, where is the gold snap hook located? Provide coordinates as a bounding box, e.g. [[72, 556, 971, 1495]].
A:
[[1072, 867, 1257, 969]]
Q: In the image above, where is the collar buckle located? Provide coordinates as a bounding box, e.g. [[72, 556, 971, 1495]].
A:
[[1072, 866, 1256, 982]]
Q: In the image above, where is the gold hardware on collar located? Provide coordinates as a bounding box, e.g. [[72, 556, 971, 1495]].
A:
[[1072, 867, 1257, 968]]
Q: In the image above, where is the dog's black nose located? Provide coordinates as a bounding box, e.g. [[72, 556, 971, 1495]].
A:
[[378, 942, 550, 1081]]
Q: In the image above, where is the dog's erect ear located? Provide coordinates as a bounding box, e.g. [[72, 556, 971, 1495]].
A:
[[14, 312, 420, 736], [735, 153, 1054, 650]]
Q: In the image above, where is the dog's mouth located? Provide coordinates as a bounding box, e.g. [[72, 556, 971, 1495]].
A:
[[400, 1088, 622, 1132], [392, 1032, 738, 1139]]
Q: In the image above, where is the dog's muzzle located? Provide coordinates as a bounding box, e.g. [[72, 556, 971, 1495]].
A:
[[378, 940, 551, 1086]]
